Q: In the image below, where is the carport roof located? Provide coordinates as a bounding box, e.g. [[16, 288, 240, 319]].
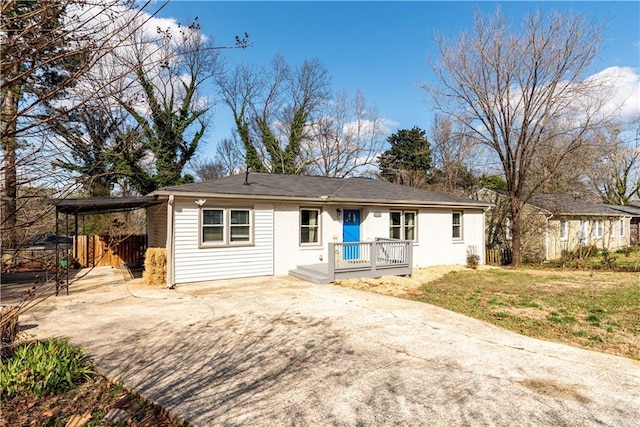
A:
[[50, 196, 161, 215]]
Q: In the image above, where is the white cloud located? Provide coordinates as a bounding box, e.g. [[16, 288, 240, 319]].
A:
[[584, 66, 640, 119]]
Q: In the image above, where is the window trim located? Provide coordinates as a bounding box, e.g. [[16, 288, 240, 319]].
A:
[[300, 207, 322, 246], [619, 218, 625, 237], [389, 210, 418, 241], [452, 211, 463, 241], [200, 207, 254, 247]]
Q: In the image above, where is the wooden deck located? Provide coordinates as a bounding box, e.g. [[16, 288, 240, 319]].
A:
[[289, 239, 413, 284]]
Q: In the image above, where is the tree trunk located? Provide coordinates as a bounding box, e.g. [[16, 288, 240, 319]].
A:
[[1, 81, 19, 250], [509, 194, 522, 266]]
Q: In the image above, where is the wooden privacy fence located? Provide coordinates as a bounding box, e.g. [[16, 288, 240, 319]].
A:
[[73, 235, 147, 268], [485, 247, 513, 266]]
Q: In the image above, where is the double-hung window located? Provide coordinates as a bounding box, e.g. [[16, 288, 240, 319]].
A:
[[300, 208, 321, 245], [201, 208, 252, 246], [619, 219, 625, 237], [202, 209, 224, 244], [592, 219, 604, 238], [560, 220, 568, 241], [452, 211, 463, 240], [229, 210, 251, 242], [390, 211, 417, 240]]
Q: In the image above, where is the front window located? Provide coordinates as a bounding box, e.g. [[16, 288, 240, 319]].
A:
[[390, 211, 417, 240], [201, 208, 252, 246], [202, 209, 224, 243], [230, 210, 251, 242], [300, 208, 321, 245], [452, 211, 462, 239], [619, 219, 625, 237], [592, 219, 604, 238], [560, 220, 568, 241]]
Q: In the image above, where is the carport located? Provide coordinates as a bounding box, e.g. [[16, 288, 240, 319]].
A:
[[48, 196, 162, 294]]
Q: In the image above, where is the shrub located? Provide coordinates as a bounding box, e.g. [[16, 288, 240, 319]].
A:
[[599, 248, 617, 268], [466, 245, 480, 269], [0, 339, 94, 397]]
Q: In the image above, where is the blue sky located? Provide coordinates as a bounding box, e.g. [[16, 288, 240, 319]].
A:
[[153, 1, 640, 161]]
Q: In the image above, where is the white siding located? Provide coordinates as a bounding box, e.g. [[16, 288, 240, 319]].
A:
[[273, 204, 343, 274], [172, 201, 274, 284], [169, 198, 487, 284], [363, 207, 485, 267], [146, 203, 167, 248], [273, 204, 486, 273]]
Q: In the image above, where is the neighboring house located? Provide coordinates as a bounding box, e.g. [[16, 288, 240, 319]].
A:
[[609, 203, 640, 246], [477, 189, 632, 262], [147, 173, 491, 287]]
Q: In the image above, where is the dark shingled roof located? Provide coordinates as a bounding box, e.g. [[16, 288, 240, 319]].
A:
[[152, 173, 489, 207], [527, 194, 627, 216], [608, 204, 640, 217]]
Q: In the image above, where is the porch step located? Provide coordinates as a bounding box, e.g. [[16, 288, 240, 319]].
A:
[[289, 265, 332, 285]]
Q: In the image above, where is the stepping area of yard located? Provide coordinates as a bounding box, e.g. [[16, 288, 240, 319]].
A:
[[17, 267, 640, 426]]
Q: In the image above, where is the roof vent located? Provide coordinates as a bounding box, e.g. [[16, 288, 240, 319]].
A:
[[244, 166, 250, 185]]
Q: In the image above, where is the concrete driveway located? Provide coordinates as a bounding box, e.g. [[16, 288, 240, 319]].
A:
[[18, 267, 640, 426]]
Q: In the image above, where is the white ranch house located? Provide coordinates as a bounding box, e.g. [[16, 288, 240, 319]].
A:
[[147, 173, 491, 287]]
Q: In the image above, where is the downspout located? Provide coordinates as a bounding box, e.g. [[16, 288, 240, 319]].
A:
[[544, 212, 553, 262], [482, 208, 487, 265], [166, 195, 175, 288]]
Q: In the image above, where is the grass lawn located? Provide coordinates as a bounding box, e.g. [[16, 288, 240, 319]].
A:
[[338, 266, 640, 360], [419, 269, 640, 360]]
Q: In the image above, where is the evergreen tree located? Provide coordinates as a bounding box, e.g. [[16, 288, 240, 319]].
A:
[[378, 127, 433, 187]]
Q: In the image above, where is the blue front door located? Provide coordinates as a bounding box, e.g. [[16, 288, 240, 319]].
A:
[[343, 209, 360, 260]]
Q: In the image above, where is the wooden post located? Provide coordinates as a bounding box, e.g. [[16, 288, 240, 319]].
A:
[[328, 243, 336, 281]]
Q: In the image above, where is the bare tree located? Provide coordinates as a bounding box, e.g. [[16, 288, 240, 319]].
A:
[[589, 119, 640, 205], [429, 114, 480, 195], [218, 55, 331, 174], [1, 0, 166, 248], [191, 158, 227, 182], [425, 8, 611, 265], [215, 136, 244, 175], [304, 90, 387, 177]]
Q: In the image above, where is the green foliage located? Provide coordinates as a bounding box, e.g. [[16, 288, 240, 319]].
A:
[[479, 174, 508, 190], [600, 248, 617, 268], [378, 127, 432, 182], [1, 339, 94, 397]]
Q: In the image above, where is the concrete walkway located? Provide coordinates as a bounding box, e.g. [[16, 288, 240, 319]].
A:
[[18, 267, 640, 426]]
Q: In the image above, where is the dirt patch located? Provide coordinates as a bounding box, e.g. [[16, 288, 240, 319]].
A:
[[336, 264, 497, 297], [519, 378, 590, 403]]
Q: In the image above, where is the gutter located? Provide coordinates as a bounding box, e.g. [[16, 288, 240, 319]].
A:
[[150, 191, 492, 210]]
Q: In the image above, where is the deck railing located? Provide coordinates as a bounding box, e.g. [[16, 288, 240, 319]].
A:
[[327, 239, 413, 281]]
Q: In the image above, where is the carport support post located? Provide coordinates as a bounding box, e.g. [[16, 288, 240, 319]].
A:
[[55, 209, 59, 295], [74, 213, 78, 267], [65, 213, 69, 295]]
